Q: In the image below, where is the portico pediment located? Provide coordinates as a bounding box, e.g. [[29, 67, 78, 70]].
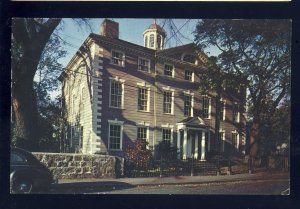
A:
[[177, 117, 208, 130]]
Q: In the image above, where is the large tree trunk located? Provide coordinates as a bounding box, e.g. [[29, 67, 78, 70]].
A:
[[11, 18, 61, 151], [12, 52, 40, 151], [248, 117, 260, 172]]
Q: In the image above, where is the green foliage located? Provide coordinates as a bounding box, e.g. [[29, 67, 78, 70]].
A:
[[36, 96, 62, 152], [194, 19, 291, 119], [258, 99, 290, 156], [124, 139, 153, 170]]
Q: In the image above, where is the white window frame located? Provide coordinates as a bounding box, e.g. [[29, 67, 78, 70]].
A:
[[184, 90, 194, 117], [161, 124, 174, 144], [136, 121, 150, 149], [184, 70, 194, 82], [108, 119, 124, 150], [149, 34, 155, 48], [138, 57, 151, 73], [232, 130, 239, 149], [109, 77, 125, 109], [164, 63, 175, 78], [137, 82, 151, 112], [111, 49, 125, 67], [162, 86, 175, 115], [202, 96, 211, 119], [220, 98, 226, 121]]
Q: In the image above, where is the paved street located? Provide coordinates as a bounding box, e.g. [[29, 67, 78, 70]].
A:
[[99, 179, 289, 194], [45, 172, 289, 195]]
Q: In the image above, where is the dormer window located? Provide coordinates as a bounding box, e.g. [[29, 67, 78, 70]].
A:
[[111, 50, 125, 67], [138, 58, 150, 72], [185, 70, 194, 82], [164, 64, 174, 77]]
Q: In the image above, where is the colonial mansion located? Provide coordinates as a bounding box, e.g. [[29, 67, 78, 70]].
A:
[[59, 19, 246, 160]]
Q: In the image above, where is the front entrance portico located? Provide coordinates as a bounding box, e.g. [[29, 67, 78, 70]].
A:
[[177, 117, 210, 160]]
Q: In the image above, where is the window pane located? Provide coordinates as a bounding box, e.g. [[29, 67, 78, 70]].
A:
[[184, 95, 192, 116], [232, 133, 238, 148], [157, 35, 161, 48], [138, 88, 148, 111], [139, 58, 149, 71], [203, 97, 210, 118], [162, 128, 171, 141], [109, 124, 121, 149], [163, 91, 172, 113], [164, 65, 173, 77], [11, 152, 27, 163], [150, 34, 154, 47], [112, 51, 124, 66], [137, 127, 147, 140], [185, 70, 193, 81], [110, 81, 122, 108]]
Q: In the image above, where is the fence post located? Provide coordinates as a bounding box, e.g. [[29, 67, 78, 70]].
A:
[[160, 156, 163, 178], [191, 154, 194, 176], [228, 158, 232, 175]]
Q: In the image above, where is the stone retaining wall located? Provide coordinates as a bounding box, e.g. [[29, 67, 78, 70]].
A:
[[32, 152, 124, 179]]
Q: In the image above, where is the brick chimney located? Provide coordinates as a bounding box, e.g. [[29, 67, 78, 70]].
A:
[[100, 19, 119, 39]]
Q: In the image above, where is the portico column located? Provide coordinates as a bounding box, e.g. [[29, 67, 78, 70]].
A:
[[183, 129, 188, 159], [177, 129, 181, 159], [194, 132, 199, 159], [201, 130, 206, 161]]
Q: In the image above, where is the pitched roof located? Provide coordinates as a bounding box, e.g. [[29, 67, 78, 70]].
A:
[[177, 117, 208, 128], [90, 33, 155, 54]]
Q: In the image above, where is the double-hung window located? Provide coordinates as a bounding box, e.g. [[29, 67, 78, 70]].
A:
[[138, 58, 150, 72], [163, 91, 173, 114], [110, 79, 124, 108], [137, 127, 149, 149], [202, 97, 211, 119], [164, 64, 174, 77], [232, 131, 239, 149], [111, 50, 125, 66], [108, 122, 123, 150], [137, 127, 148, 141], [184, 95, 192, 117], [162, 128, 172, 141], [185, 70, 193, 82], [138, 87, 149, 111]]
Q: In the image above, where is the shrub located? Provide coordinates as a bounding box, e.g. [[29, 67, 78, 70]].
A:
[[124, 139, 153, 170]]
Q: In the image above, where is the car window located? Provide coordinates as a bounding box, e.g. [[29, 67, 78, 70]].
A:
[[11, 152, 27, 163]]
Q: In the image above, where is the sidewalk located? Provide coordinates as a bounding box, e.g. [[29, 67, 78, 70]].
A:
[[58, 171, 290, 187]]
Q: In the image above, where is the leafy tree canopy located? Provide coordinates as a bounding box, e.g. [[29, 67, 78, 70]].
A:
[[194, 19, 291, 120]]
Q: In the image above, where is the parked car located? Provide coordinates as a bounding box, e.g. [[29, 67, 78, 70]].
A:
[[10, 147, 56, 194]]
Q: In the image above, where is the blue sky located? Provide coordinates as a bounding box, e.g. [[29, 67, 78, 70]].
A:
[[56, 18, 220, 67], [48, 18, 220, 98]]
